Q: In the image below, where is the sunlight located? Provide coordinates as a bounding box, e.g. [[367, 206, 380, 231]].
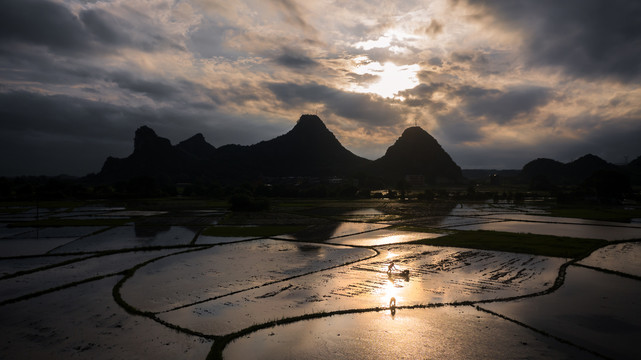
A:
[[354, 29, 418, 51], [380, 276, 402, 308], [350, 60, 420, 99]]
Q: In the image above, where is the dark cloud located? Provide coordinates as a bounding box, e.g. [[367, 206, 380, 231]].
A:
[[109, 72, 182, 102], [464, 0, 641, 81], [267, 82, 404, 126], [273, 47, 319, 69], [429, 85, 553, 147], [79, 8, 130, 46], [77, 6, 184, 52], [397, 83, 449, 111], [0, 0, 90, 53], [0, 46, 97, 85], [0, 0, 182, 56], [552, 112, 641, 162], [0, 91, 136, 175], [455, 85, 553, 124], [0, 91, 139, 139], [433, 109, 484, 143], [428, 57, 443, 67]]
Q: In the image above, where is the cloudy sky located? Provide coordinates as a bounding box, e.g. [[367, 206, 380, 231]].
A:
[[1, 0, 640, 176]]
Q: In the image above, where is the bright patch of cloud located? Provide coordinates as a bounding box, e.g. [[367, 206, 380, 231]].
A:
[[350, 58, 420, 99]]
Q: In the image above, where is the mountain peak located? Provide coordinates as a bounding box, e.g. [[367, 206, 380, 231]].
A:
[[571, 153, 605, 164], [177, 133, 216, 159], [291, 114, 328, 134], [134, 125, 171, 153], [180, 133, 207, 145], [245, 114, 368, 176], [374, 126, 462, 182], [135, 125, 157, 139], [402, 126, 427, 135], [399, 126, 436, 142]]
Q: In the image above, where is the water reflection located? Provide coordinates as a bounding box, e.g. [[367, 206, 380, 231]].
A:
[[481, 266, 641, 359], [382, 276, 401, 309], [157, 245, 566, 336], [327, 229, 444, 246], [579, 242, 641, 277], [279, 221, 388, 242], [223, 307, 600, 360], [453, 221, 641, 241]]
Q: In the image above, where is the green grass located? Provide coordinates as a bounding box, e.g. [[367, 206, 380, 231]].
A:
[[411, 230, 608, 259], [201, 225, 307, 237], [549, 206, 641, 223], [395, 225, 450, 234]]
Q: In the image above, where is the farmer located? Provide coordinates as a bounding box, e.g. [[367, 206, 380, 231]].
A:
[[387, 261, 398, 274]]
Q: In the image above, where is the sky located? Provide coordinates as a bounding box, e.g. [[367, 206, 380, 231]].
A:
[[1, 0, 641, 176]]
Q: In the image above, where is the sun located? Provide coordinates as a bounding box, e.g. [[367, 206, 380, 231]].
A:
[[350, 59, 420, 99]]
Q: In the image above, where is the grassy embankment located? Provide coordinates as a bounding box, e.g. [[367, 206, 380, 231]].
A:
[[548, 205, 641, 222], [408, 229, 609, 259]]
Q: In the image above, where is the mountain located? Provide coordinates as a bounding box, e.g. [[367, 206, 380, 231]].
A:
[[625, 155, 641, 185], [93, 115, 463, 185], [176, 133, 216, 160], [216, 114, 369, 177], [565, 154, 618, 181], [522, 158, 566, 183], [371, 126, 462, 183], [98, 126, 214, 183], [522, 154, 619, 185], [627, 155, 641, 168]]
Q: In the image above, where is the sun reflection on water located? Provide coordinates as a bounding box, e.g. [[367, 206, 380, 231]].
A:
[[379, 273, 408, 309]]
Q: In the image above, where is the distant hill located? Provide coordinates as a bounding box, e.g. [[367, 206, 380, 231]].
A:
[[176, 133, 217, 160], [98, 126, 212, 183], [625, 155, 641, 185], [628, 155, 641, 168], [522, 154, 621, 186], [371, 127, 462, 183], [93, 115, 463, 185]]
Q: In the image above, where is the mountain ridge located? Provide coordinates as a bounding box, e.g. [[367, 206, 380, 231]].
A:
[[522, 154, 622, 186], [94, 114, 462, 185]]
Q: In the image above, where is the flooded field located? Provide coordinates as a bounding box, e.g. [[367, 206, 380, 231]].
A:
[[1, 200, 640, 359]]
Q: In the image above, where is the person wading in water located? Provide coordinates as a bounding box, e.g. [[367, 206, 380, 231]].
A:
[[387, 261, 398, 274]]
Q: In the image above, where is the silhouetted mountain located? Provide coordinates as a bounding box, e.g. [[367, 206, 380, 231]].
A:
[[217, 114, 369, 177], [522, 154, 619, 186], [176, 133, 217, 160], [628, 155, 641, 168], [625, 155, 641, 186], [93, 115, 463, 186], [98, 126, 214, 183], [371, 126, 462, 183], [566, 154, 618, 181], [133, 126, 172, 155], [522, 158, 566, 184]]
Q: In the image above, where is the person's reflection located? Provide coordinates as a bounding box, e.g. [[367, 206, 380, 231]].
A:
[[389, 296, 396, 318]]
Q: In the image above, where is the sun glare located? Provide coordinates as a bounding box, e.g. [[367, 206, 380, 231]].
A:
[[351, 60, 420, 99]]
